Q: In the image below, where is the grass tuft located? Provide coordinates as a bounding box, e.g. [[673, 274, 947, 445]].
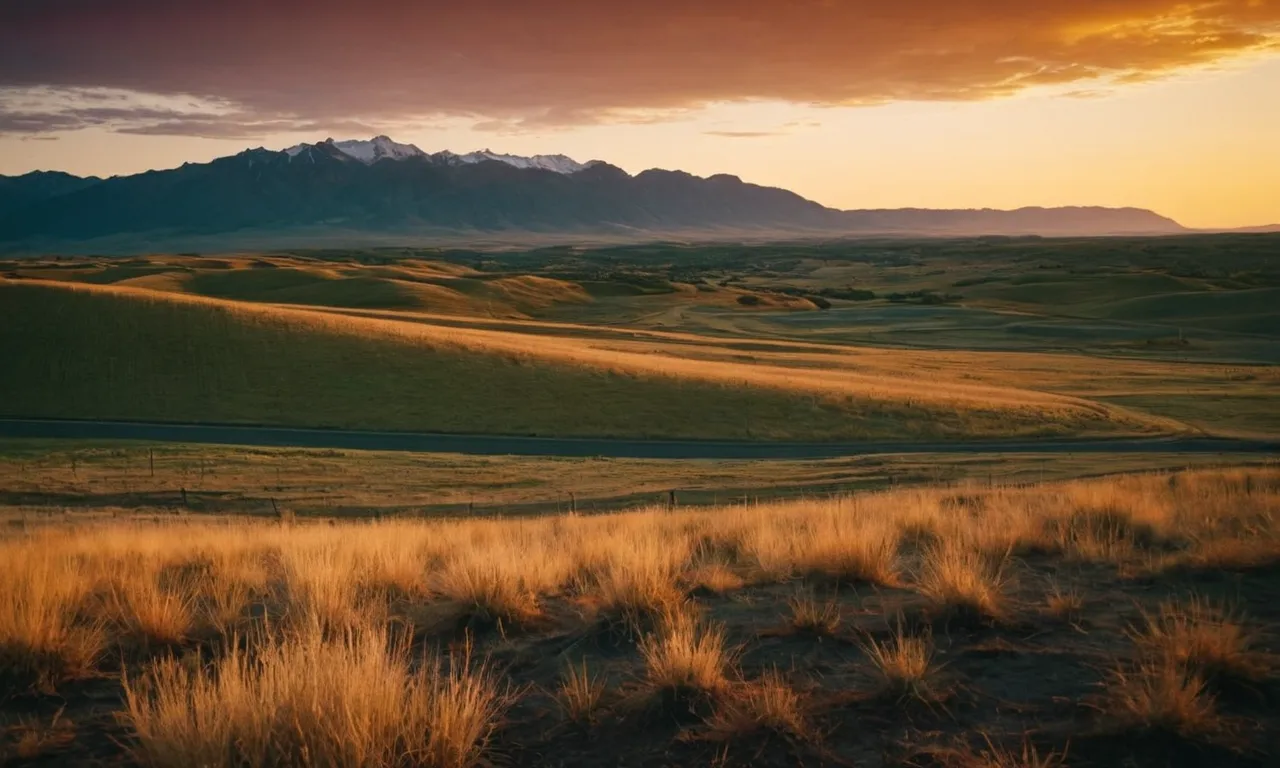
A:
[[123, 623, 509, 768], [861, 623, 941, 703], [432, 558, 541, 631], [1044, 583, 1084, 623], [637, 609, 732, 717], [1128, 596, 1269, 687], [786, 589, 841, 637], [1103, 659, 1218, 737], [970, 735, 1068, 767], [705, 668, 807, 739], [555, 659, 606, 726], [916, 541, 1010, 625]]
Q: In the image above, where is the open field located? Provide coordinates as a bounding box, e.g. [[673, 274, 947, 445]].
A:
[[1, 280, 1185, 441], [2, 438, 1273, 519], [4, 234, 1277, 441], [7, 234, 1276, 362], [2, 468, 1279, 766]]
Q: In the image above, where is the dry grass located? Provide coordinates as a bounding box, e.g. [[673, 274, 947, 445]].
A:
[[0, 553, 105, 691], [556, 659, 606, 725], [109, 579, 197, 650], [432, 558, 542, 630], [1128, 596, 1269, 685], [968, 735, 1068, 768], [0, 467, 1276, 761], [637, 609, 733, 713], [581, 530, 688, 635], [1, 708, 76, 762], [861, 623, 940, 703], [916, 541, 1012, 625], [705, 668, 808, 739], [786, 589, 842, 637], [682, 562, 745, 596], [1044, 583, 1085, 622], [1103, 659, 1219, 737], [123, 624, 509, 768]]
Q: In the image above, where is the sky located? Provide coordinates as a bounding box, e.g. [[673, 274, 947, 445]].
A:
[[1, 1, 1278, 228]]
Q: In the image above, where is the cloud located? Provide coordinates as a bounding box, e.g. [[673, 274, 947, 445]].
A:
[[703, 130, 788, 138], [1, 0, 1277, 137]]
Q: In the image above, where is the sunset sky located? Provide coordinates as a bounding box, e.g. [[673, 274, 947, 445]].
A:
[[1, 1, 1277, 228]]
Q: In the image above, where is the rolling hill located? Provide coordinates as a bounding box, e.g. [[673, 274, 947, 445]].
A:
[[0, 279, 1168, 440]]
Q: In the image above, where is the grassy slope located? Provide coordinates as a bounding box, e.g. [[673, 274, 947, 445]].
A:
[[1, 281, 1124, 441]]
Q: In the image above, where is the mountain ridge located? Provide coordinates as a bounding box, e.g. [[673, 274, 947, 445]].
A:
[[0, 137, 1189, 252]]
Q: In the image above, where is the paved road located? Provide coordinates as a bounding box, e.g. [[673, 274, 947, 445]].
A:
[[0, 418, 1277, 459]]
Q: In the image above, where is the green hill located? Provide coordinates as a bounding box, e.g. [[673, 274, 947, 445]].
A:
[[1, 281, 1091, 441]]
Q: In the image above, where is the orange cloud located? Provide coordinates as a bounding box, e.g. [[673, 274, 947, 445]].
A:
[[1, 1, 1277, 135]]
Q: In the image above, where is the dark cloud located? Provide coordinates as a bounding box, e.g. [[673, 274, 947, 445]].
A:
[[1, 0, 1277, 137]]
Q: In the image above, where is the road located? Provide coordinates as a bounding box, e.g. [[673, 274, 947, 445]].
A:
[[0, 418, 1276, 460]]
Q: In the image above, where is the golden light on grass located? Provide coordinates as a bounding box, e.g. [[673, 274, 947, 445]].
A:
[[0, 552, 105, 692], [637, 609, 733, 714], [432, 557, 541, 630], [581, 531, 688, 634], [705, 668, 808, 740], [682, 561, 745, 596], [793, 515, 901, 587], [556, 659, 606, 726], [1, 279, 1180, 441], [0, 467, 1275, 714], [861, 623, 940, 703], [1103, 659, 1218, 737], [1128, 596, 1268, 685], [123, 623, 509, 768], [916, 541, 1011, 625], [786, 589, 841, 637]]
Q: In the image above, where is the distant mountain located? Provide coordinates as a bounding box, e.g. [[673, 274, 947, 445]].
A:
[[0, 137, 1187, 252], [0, 170, 101, 213], [286, 136, 602, 175]]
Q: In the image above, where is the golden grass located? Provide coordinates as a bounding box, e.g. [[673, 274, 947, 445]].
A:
[[705, 668, 808, 739], [108, 578, 196, 650], [0, 465, 1274, 765], [556, 658, 606, 725], [792, 516, 901, 587], [861, 624, 940, 703], [1103, 659, 1219, 737], [682, 562, 746, 596], [0, 551, 105, 691], [916, 541, 1011, 624], [786, 589, 842, 637], [637, 609, 733, 710], [123, 624, 509, 768], [1128, 596, 1268, 684]]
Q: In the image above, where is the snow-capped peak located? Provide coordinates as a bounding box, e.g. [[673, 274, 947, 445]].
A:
[[445, 149, 599, 174], [282, 137, 600, 174], [283, 136, 424, 163]]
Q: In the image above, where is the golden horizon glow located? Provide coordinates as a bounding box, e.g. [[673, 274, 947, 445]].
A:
[[1, 1, 1277, 228]]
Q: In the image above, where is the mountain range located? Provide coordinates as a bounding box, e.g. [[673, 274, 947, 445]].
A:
[[0, 136, 1190, 253]]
